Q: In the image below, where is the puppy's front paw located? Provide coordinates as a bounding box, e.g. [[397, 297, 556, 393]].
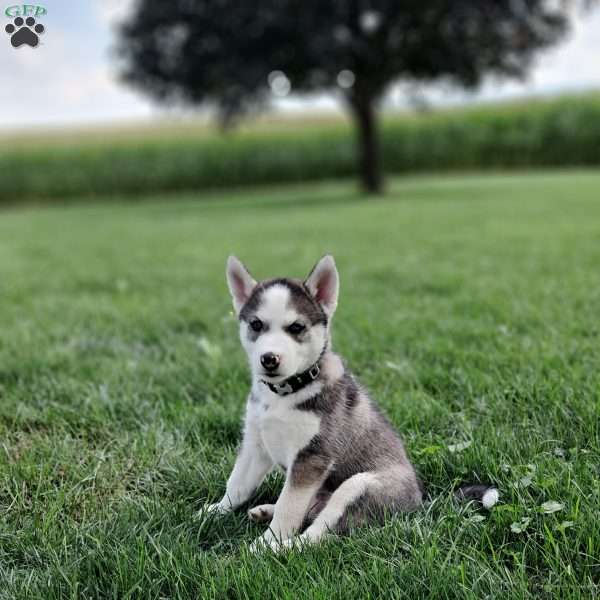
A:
[[248, 503, 275, 523], [196, 502, 230, 519]]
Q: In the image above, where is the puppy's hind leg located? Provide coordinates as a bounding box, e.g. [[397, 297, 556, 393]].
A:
[[294, 472, 379, 546], [290, 466, 422, 549]]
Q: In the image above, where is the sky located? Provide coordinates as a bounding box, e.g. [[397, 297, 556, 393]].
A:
[[1, 0, 600, 130]]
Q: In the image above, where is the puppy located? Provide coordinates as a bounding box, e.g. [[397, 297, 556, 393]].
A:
[[205, 255, 495, 551]]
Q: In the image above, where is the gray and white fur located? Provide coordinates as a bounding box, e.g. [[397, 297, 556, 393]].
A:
[[204, 255, 496, 551]]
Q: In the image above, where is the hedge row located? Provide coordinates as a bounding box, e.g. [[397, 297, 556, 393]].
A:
[[1, 94, 599, 203]]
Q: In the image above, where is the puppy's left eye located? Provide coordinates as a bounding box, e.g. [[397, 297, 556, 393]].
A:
[[287, 322, 306, 335], [250, 318, 263, 332]]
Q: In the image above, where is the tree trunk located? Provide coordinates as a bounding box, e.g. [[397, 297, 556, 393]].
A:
[[350, 95, 384, 194]]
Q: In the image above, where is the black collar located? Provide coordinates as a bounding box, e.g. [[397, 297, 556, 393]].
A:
[[261, 362, 321, 396]]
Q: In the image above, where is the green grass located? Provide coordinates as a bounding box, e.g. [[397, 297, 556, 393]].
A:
[[2, 93, 600, 204], [1, 171, 599, 599]]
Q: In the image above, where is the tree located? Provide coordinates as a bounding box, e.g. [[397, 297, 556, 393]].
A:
[[118, 1, 573, 194]]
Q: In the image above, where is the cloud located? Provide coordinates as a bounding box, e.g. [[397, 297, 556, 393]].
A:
[[94, 0, 137, 26], [0, 3, 152, 128], [532, 10, 600, 89]]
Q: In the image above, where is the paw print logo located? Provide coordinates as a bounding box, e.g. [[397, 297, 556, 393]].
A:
[[5, 16, 45, 48]]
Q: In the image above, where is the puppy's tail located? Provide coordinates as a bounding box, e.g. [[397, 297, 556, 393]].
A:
[[455, 483, 499, 509]]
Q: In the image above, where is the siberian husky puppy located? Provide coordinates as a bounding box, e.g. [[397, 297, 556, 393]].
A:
[[205, 255, 497, 551]]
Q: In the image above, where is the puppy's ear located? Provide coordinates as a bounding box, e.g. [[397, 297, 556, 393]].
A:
[[226, 256, 257, 315], [305, 255, 339, 317]]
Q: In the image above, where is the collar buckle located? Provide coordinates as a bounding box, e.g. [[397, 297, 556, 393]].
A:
[[308, 364, 320, 380]]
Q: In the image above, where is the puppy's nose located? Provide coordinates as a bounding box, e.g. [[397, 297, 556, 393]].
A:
[[260, 352, 280, 371]]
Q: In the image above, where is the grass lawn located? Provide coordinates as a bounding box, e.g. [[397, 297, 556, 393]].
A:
[[1, 171, 599, 599]]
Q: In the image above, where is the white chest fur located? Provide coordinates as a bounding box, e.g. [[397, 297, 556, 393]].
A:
[[256, 397, 321, 469]]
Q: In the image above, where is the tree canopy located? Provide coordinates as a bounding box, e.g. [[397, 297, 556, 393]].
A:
[[119, 1, 573, 192]]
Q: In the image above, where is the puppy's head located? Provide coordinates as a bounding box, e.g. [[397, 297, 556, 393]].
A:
[[226, 255, 339, 383]]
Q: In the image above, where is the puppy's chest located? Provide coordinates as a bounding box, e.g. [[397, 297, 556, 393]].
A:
[[257, 399, 321, 468]]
